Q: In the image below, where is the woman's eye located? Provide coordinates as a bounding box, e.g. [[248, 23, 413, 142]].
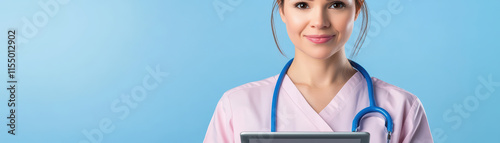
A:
[[295, 2, 309, 9], [330, 2, 346, 9]]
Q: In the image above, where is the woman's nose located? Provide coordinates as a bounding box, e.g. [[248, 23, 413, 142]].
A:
[[310, 9, 331, 29]]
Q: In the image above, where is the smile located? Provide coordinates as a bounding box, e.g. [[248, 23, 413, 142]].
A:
[[304, 35, 335, 44]]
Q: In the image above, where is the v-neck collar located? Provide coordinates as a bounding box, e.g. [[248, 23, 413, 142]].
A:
[[280, 71, 364, 131]]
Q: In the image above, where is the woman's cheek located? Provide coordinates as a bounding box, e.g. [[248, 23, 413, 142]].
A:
[[334, 16, 354, 43], [287, 18, 307, 45]]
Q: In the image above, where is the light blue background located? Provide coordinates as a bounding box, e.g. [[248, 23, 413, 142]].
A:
[[0, 0, 499, 142]]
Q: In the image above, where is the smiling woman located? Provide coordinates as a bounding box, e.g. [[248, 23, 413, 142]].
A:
[[204, 0, 433, 143], [271, 0, 369, 58]]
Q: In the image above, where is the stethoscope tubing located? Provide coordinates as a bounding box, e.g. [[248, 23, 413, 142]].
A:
[[271, 58, 394, 138]]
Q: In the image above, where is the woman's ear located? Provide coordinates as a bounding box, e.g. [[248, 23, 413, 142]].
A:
[[354, 1, 363, 21], [279, 7, 286, 24]]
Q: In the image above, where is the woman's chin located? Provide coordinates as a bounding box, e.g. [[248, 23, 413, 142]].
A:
[[303, 51, 336, 60], [300, 47, 340, 60]]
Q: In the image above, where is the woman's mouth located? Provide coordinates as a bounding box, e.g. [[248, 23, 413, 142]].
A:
[[304, 35, 335, 44]]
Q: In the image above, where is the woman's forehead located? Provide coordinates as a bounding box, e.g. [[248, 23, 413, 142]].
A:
[[285, 0, 353, 4], [287, 0, 351, 2]]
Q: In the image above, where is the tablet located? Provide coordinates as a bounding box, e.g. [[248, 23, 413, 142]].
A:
[[240, 132, 370, 143]]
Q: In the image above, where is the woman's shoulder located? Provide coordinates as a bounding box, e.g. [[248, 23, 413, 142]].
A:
[[371, 77, 422, 111], [372, 77, 417, 99], [222, 75, 279, 99], [370, 77, 433, 142]]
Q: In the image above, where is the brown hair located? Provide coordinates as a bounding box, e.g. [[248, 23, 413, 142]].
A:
[[271, 0, 369, 58]]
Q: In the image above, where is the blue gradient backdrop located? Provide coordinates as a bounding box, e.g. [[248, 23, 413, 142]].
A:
[[0, 0, 499, 142]]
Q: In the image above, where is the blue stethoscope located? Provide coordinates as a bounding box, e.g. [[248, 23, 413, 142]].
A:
[[271, 58, 394, 141]]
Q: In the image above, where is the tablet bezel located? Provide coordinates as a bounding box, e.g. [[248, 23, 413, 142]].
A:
[[240, 132, 370, 143]]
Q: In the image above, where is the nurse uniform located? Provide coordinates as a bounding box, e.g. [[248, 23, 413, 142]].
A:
[[204, 71, 434, 143]]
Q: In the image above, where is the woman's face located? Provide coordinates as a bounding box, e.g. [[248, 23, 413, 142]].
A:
[[280, 0, 359, 59]]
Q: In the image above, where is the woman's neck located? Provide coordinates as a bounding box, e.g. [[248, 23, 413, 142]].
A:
[[287, 47, 357, 88]]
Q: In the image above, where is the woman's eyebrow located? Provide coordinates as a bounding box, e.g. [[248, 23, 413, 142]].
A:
[[288, 0, 308, 2]]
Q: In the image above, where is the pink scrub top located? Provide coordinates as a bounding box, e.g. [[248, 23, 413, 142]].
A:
[[204, 71, 433, 143]]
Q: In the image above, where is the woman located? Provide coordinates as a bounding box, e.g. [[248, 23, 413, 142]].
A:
[[204, 0, 433, 142]]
